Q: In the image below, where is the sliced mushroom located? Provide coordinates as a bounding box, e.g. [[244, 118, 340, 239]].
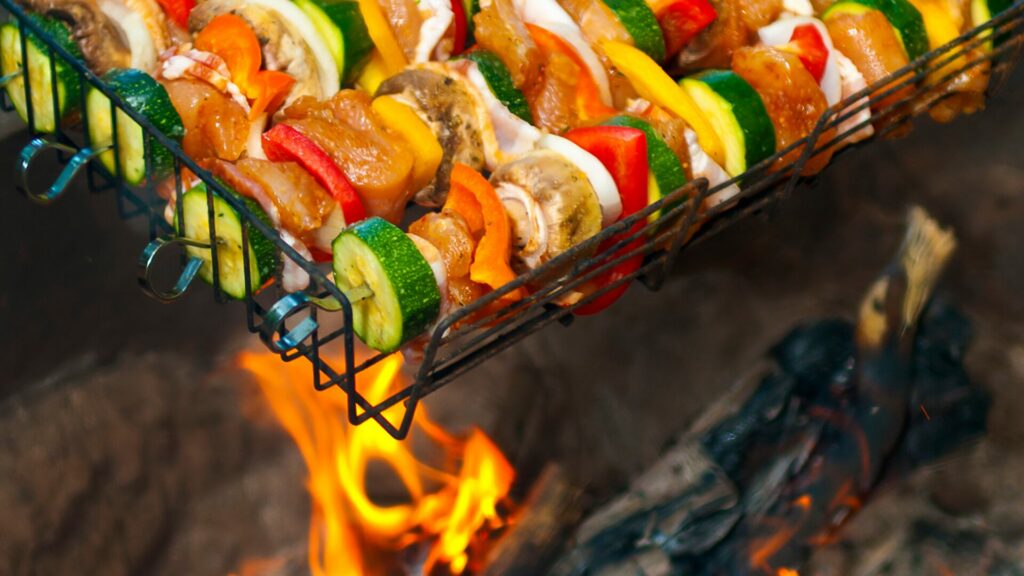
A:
[[376, 63, 486, 207], [490, 149, 603, 273], [19, 0, 130, 73]]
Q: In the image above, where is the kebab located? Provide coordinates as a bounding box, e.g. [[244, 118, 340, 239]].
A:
[[0, 0, 182, 132], [317, 0, 1002, 350], [1, 0, 1012, 354]]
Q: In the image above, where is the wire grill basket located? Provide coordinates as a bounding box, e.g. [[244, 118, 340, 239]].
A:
[[4, 0, 1022, 438]]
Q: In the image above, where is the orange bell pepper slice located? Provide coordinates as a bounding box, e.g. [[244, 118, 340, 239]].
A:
[[526, 23, 618, 122], [445, 184, 485, 234], [444, 164, 525, 300], [247, 70, 295, 119], [194, 14, 295, 119]]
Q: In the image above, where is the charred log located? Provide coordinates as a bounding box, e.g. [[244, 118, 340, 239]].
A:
[[481, 465, 584, 576]]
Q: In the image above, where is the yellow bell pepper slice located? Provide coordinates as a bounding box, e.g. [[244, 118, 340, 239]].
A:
[[372, 95, 443, 192], [909, 0, 970, 79], [356, 50, 390, 94], [600, 40, 725, 166], [357, 0, 407, 75]]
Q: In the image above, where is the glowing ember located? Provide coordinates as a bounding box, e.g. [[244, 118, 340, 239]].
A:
[[238, 348, 515, 575], [776, 569, 799, 576]]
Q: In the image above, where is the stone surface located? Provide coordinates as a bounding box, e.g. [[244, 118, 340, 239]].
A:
[[0, 54, 1021, 576], [0, 352, 306, 576]]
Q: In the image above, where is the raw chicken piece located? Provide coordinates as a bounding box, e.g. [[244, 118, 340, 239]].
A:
[[732, 45, 835, 174], [282, 91, 417, 223]]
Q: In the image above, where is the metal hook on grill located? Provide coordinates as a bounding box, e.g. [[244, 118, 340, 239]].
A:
[[260, 286, 374, 353], [137, 235, 208, 302], [18, 138, 111, 204]]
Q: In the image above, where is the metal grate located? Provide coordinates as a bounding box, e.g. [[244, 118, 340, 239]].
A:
[[4, 0, 1022, 438]]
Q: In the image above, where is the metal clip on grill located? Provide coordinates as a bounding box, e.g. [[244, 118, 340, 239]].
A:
[[4, 0, 1023, 438]]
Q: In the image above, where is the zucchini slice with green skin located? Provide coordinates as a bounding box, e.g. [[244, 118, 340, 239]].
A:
[[601, 115, 688, 222], [603, 0, 667, 62], [460, 50, 534, 123], [332, 217, 442, 353], [177, 182, 279, 300], [971, 0, 1014, 48], [0, 15, 82, 133], [294, 0, 374, 85], [823, 0, 928, 60], [85, 68, 184, 185], [681, 71, 775, 177], [463, 0, 481, 45]]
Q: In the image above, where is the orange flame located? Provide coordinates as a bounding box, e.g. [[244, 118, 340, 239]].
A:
[[777, 569, 799, 576], [238, 348, 515, 575]]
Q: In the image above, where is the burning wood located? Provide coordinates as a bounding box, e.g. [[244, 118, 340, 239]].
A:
[[482, 465, 585, 576], [237, 349, 516, 575], [551, 207, 991, 575]]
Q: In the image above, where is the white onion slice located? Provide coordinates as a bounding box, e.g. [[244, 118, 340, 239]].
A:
[[98, 0, 158, 72], [513, 0, 612, 105], [245, 0, 340, 98], [685, 128, 740, 208], [246, 114, 269, 160], [458, 61, 541, 168], [278, 229, 312, 292], [415, 0, 455, 62], [758, 17, 841, 106], [539, 134, 622, 228], [782, 0, 815, 17], [311, 205, 346, 253], [834, 51, 875, 145], [407, 233, 448, 309]]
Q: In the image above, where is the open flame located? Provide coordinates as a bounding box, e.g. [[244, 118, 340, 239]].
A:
[[238, 348, 515, 575]]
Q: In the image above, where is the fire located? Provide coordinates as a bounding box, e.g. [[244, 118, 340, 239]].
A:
[[238, 347, 515, 575], [777, 569, 799, 576]]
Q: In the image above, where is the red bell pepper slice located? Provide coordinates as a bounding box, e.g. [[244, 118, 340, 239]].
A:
[[565, 126, 649, 315], [653, 0, 718, 59], [450, 0, 469, 56], [262, 123, 367, 225], [784, 24, 829, 83], [155, 0, 195, 29]]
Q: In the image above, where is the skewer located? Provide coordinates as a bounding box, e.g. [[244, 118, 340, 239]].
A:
[[0, 68, 22, 85], [342, 283, 375, 304]]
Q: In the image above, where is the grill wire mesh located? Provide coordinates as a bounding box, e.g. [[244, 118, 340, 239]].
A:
[[3, 0, 1022, 438]]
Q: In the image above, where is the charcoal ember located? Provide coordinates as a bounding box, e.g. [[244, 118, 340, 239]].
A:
[[659, 507, 742, 558], [702, 320, 860, 485], [899, 298, 989, 468], [482, 465, 584, 576], [552, 292, 988, 576], [591, 548, 672, 576], [770, 319, 856, 398], [700, 372, 796, 479], [549, 442, 738, 576]]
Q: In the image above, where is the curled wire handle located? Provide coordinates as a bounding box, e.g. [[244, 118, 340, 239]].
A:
[[18, 138, 111, 204], [137, 235, 208, 302], [261, 293, 320, 353], [260, 292, 351, 353]]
